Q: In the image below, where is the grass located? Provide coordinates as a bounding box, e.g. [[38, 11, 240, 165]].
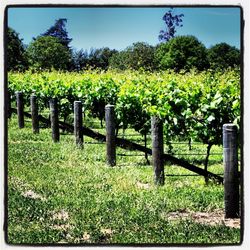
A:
[[7, 115, 241, 245]]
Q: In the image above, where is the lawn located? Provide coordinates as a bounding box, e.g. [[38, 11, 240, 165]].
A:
[[7, 115, 241, 245]]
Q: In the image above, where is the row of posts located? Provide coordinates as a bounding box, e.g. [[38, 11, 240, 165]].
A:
[[13, 91, 240, 218]]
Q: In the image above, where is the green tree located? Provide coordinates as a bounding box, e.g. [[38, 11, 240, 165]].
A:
[[207, 43, 240, 70], [88, 47, 118, 70], [41, 18, 72, 49], [109, 50, 129, 71], [125, 42, 156, 71], [26, 36, 71, 70], [159, 8, 184, 42], [155, 35, 209, 71], [7, 27, 28, 71], [109, 42, 156, 71], [72, 49, 88, 71]]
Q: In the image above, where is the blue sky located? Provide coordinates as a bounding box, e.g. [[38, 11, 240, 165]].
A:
[[7, 7, 241, 51]]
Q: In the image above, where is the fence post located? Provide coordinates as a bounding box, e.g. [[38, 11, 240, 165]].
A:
[[49, 98, 60, 142], [223, 123, 239, 218], [16, 91, 24, 128], [105, 104, 116, 166], [30, 94, 39, 134], [7, 91, 12, 119], [74, 101, 83, 147], [151, 116, 164, 185]]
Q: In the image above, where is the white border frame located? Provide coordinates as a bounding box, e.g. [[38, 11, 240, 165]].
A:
[[1, 1, 249, 249]]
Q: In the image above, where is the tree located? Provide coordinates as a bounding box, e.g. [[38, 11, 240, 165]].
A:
[[26, 36, 71, 70], [41, 18, 72, 49], [109, 42, 156, 71], [72, 49, 89, 71], [159, 8, 184, 42], [155, 35, 209, 71], [125, 42, 156, 71], [109, 50, 129, 71], [207, 43, 240, 70], [7, 27, 28, 71], [88, 47, 118, 70]]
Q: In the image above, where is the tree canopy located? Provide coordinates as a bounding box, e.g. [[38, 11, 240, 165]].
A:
[[155, 35, 209, 71], [26, 36, 72, 70], [41, 18, 72, 49], [7, 15, 240, 72], [7, 27, 28, 71], [109, 42, 156, 71], [207, 43, 240, 70], [159, 8, 184, 42]]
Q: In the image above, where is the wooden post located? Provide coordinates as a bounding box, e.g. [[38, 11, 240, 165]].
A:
[[144, 132, 150, 164], [105, 104, 116, 166], [49, 98, 60, 142], [151, 116, 164, 185], [30, 94, 39, 134], [7, 91, 12, 119], [223, 124, 239, 218], [16, 91, 24, 128], [74, 101, 83, 147]]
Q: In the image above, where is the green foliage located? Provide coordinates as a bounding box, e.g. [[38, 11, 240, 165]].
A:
[[109, 42, 156, 71], [88, 47, 118, 70], [41, 18, 72, 49], [125, 42, 156, 71], [8, 69, 240, 147], [26, 36, 72, 70], [155, 35, 209, 71], [7, 27, 28, 71], [109, 51, 129, 71], [159, 8, 184, 42], [207, 43, 240, 70]]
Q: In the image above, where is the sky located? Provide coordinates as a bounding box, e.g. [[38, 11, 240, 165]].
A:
[[7, 6, 241, 51]]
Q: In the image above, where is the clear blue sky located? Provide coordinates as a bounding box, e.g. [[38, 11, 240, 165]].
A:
[[7, 7, 241, 51]]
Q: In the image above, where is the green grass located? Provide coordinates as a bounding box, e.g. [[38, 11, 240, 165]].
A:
[[7, 115, 241, 245]]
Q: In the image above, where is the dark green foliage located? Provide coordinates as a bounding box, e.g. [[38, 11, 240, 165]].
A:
[[88, 47, 118, 70], [41, 18, 72, 49], [207, 43, 240, 70], [109, 42, 156, 71], [7, 27, 28, 71], [72, 47, 118, 71], [72, 49, 89, 70], [109, 50, 129, 71], [26, 36, 72, 70], [126, 42, 156, 71], [155, 35, 209, 71], [159, 8, 184, 42]]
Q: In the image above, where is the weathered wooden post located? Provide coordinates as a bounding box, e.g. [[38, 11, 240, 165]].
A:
[[49, 98, 60, 142], [223, 123, 239, 218], [105, 104, 116, 166], [30, 94, 39, 134], [7, 91, 12, 119], [16, 91, 24, 128], [74, 101, 83, 147], [151, 116, 164, 185]]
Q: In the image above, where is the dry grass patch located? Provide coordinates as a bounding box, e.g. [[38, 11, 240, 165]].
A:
[[163, 209, 240, 229]]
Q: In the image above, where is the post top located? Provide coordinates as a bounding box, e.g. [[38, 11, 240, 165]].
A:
[[105, 104, 115, 108], [223, 123, 238, 132], [223, 123, 237, 127]]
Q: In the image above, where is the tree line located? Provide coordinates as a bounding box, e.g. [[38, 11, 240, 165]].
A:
[[7, 17, 240, 72]]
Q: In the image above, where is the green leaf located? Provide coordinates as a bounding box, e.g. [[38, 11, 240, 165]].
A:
[[207, 115, 215, 122]]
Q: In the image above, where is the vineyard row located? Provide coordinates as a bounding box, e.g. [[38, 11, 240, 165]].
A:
[[9, 91, 240, 218], [8, 69, 240, 153]]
